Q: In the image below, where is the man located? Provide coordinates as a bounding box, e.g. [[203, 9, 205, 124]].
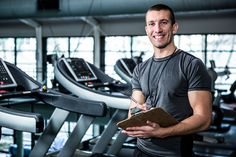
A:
[[122, 4, 212, 157]]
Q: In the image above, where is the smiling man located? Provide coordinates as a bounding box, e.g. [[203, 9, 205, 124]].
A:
[[122, 4, 212, 157]]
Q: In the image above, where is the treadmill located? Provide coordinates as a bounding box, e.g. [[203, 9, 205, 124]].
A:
[[0, 57, 44, 156], [54, 57, 132, 156], [114, 58, 137, 85], [0, 58, 107, 157]]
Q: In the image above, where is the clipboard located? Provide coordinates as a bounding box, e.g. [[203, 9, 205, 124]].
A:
[[117, 108, 178, 129]]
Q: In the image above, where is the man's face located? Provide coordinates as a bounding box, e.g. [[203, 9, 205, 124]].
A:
[[145, 10, 178, 49]]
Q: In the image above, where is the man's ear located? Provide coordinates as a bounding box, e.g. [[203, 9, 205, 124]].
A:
[[172, 23, 179, 34]]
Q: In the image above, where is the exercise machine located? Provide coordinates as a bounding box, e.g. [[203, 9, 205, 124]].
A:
[[0, 58, 107, 157], [114, 58, 136, 84], [54, 57, 132, 156]]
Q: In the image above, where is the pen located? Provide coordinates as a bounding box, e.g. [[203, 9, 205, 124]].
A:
[[130, 96, 143, 115]]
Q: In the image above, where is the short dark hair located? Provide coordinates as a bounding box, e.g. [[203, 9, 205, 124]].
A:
[[147, 4, 176, 25]]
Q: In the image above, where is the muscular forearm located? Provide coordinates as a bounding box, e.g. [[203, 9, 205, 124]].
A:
[[153, 113, 211, 138]]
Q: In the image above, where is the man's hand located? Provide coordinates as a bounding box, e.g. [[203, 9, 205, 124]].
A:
[[122, 121, 163, 138]]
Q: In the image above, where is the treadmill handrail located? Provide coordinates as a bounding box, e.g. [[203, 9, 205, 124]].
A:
[[0, 106, 44, 133], [114, 62, 132, 84], [0, 90, 39, 100], [38, 90, 107, 117]]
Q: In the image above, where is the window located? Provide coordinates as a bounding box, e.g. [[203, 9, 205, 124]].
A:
[[175, 35, 206, 61], [207, 34, 236, 90], [70, 37, 94, 63], [132, 36, 152, 61], [16, 38, 36, 79], [105, 36, 131, 80], [0, 38, 15, 63], [0, 38, 36, 79]]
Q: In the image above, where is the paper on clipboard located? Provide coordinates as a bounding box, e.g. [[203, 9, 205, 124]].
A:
[[117, 107, 178, 130]]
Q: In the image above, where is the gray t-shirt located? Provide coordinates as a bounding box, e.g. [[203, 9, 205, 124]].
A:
[[131, 49, 211, 156]]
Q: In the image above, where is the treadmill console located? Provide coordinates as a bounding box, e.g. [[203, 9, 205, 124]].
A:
[[62, 58, 97, 82], [120, 58, 136, 76], [0, 58, 17, 89]]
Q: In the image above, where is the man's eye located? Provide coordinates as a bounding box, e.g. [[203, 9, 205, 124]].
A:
[[148, 23, 155, 26], [160, 20, 169, 25]]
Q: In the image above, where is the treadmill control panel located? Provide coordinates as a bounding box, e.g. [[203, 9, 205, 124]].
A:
[[62, 58, 97, 82], [0, 58, 17, 89]]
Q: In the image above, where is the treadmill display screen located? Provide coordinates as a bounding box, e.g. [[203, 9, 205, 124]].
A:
[[62, 58, 97, 82], [0, 58, 17, 89]]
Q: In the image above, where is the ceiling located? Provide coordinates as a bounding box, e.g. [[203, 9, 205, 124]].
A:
[[0, 0, 235, 37], [0, 0, 236, 20]]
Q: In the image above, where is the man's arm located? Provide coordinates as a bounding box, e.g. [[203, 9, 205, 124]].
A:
[[123, 90, 212, 138], [161, 90, 212, 137]]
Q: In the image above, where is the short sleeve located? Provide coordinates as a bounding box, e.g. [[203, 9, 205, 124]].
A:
[[186, 59, 211, 91], [131, 64, 142, 91]]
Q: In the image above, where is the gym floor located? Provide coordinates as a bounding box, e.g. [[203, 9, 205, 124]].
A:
[[193, 123, 236, 156]]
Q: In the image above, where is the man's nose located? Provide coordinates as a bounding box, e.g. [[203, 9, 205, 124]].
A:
[[153, 23, 162, 32]]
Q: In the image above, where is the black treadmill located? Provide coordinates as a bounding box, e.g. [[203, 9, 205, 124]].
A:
[[0, 58, 107, 157], [114, 58, 137, 85], [54, 57, 132, 156]]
